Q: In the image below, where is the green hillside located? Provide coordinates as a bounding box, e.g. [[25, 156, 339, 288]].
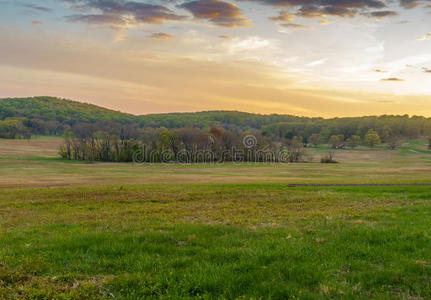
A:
[[1, 96, 431, 141], [0, 96, 137, 124], [0, 96, 309, 129]]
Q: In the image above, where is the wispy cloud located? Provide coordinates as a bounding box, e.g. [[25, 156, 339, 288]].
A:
[[417, 33, 431, 41], [280, 23, 311, 29], [22, 3, 52, 13], [361, 10, 399, 19], [149, 32, 174, 39], [380, 77, 405, 82]]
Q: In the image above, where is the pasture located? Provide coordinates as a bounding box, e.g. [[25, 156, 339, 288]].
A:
[[1, 137, 431, 298]]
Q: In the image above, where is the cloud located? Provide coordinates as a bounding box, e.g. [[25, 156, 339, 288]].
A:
[[280, 23, 310, 29], [417, 33, 431, 40], [374, 69, 387, 72], [238, 0, 389, 19], [21, 4, 52, 13], [179, 0, 251, 28], [149, 32, 174, 39], [362, 10, 399, 19], [219, 35, 232, 38], [399, 0, 431, 9], [308, 58, 327, 66], [269, 10, 294, 21], [399, 0, 422, 8], [423, 68, 431, 73], [31, 20, 43, 25], [65, 0, 186, 26], [319, 19, 331, 24], [380, 77, 405, 81]]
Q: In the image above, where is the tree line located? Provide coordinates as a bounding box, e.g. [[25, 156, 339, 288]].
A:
[[2, 97, 431, 157], [59, 124, 310, 163]]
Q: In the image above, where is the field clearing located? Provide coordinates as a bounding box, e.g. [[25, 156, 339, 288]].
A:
[[1, 137, 431, 298], [1, 137, 431, 188]]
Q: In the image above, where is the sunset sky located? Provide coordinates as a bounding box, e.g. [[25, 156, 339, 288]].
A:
[[0, 0, 430, 117]]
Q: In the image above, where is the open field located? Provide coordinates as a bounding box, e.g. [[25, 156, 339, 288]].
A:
[[1, 138, 431, 298], [1, 137, 431, 188]]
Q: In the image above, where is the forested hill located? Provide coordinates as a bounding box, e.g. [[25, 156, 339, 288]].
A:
[[0, 97, 137, 124], [0, 96, 312, 129], [1, 96, 431, 141]]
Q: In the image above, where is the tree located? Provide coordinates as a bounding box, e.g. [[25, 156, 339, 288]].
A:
[[159, 129, 181, 161], [337, 134, 345, 148], [287, 136, 306, 162], [309, 133, 323, 147], [321, 151, 337, 163], [347, 135, 361, 148], [329, 135, 342, 149], [428, 137, 431, 150], [364, 129, 381, 148], [0, 119, 31, 139], [387, 135, 401, 150], [381, 125, 392, 143]]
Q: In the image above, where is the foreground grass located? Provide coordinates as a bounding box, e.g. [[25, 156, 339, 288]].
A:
[[1, 184, 431, 299]]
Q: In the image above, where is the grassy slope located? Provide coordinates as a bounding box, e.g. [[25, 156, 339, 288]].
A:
[[1, 184, 431, 298]]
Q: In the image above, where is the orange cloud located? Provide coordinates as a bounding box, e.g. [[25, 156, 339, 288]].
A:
[[269, 10, 294, 22], [179, 0, 251, 28]]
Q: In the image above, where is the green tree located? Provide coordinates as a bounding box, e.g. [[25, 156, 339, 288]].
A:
[[347, 135, 361, 148], [308, 133, 323, 147], [328, 135, 341, 149], [365, 129, 381, 148], [381, 125, 392, 143]]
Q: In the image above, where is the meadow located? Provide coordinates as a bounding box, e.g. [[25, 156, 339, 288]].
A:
[[1, 137, 431, 299]]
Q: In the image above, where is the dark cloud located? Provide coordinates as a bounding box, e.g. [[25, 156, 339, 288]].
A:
[[240, 0, 388, 18], [179, 0, 251, 27], [380, 77, 405, 81], [149, 32, 174, 39], [423, 68, 431, 73], [399, 0, 431, 8], [240, 0, 424, 20], [65, 0, 186, 26], [280, 22, 310, 28], [399, 0, 421, 8], [362, 10, 399, 18]]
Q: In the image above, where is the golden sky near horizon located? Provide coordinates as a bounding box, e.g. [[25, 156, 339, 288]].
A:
[[0, 0, 430, 117]]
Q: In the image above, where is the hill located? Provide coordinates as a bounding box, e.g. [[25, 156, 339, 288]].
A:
[[0, 96, 311, 130], [1, 96, 431, 141], [0, 96, 137, 124]]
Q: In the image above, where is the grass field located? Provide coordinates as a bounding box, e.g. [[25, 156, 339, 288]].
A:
[[1, 138, 431, 298]]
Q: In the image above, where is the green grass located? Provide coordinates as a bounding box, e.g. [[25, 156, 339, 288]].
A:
[[2, 184, 431, 299], [2, 138, 431, 298]]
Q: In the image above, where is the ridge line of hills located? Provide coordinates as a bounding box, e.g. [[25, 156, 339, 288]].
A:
[[1, 96, 431, 141]]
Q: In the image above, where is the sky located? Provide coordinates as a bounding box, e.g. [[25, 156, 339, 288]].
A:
[[0, 0, 430, 117]]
